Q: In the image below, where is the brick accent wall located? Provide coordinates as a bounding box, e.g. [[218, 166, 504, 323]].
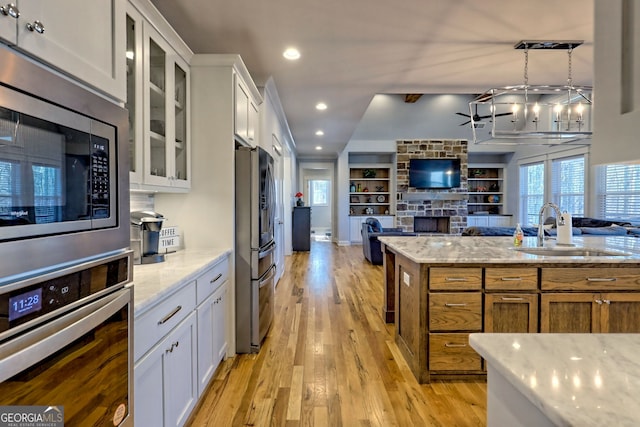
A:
[[396, 139, 468, 234]]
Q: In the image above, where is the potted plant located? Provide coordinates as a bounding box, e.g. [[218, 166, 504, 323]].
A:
[[295, 192, 304, 206]]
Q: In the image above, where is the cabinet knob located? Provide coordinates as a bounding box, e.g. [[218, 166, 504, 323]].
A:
[[26, 20, 45, 34], [0, 3, 19, 18]]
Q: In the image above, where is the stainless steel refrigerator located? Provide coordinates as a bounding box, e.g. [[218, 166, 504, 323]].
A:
[[235, 146, 276, 353]]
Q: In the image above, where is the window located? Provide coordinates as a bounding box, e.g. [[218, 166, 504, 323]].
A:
[[0, 160, 20, 214], [32, 164, 62, 223], [519, 152, 586, 225], [552, 156, 585, 216], [596, 164, 640, 221], [310, 179, 329, 206], [519, 162, 545, 225]]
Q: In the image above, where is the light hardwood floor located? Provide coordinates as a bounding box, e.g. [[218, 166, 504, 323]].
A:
[[187, 241, 487, 426]]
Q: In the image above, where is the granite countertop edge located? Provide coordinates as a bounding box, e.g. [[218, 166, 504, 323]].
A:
[[469, 333, 640, 427], [131, 247, 232, 317], [378, 235, 640, 264]]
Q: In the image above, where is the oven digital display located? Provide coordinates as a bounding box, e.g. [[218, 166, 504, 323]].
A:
[[9, 288, 42, 321]]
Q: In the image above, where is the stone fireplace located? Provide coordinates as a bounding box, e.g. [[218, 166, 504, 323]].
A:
[[396, 139, 468, 234]]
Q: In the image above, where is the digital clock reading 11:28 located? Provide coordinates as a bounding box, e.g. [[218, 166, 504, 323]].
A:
[[9, 288, 42, 322]]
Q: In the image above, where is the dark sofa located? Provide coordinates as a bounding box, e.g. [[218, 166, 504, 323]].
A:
[[462, 217, 637, 237], [361, 217, 415, 265]]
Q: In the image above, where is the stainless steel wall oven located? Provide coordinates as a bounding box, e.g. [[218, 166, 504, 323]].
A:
[[0, 47, 129, 283], [0, 251, 133, 427]]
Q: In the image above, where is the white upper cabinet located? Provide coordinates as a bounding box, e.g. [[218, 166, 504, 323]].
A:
[[234, 72, 260, 146], [0, 0, 126, 100], [127, 1, 191, 192]]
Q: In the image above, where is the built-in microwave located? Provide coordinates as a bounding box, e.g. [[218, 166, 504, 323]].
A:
[[0, 47, 130, 283]]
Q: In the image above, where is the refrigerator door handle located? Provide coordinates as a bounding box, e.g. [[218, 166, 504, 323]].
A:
[[258, 241, 276, 259], [259, 265, 276, 287]]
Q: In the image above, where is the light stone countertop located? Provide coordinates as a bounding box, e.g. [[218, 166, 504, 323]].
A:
[[131, 247, 231, 316], [377, 235, 640, 264], [469, 333, 640, 427]]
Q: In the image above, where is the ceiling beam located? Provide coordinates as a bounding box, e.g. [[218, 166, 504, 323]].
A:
[[404, 94, 422, 103]]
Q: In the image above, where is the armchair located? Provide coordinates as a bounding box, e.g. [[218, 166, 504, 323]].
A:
[[361, 217, 415, 265]]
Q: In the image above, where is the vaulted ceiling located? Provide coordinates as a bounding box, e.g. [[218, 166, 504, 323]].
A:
[[150, 0, 594, 158]]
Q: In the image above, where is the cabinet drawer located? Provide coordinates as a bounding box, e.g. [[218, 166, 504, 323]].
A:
[[429, 333, 482, 371], [485, 267, 538, 291], [135, 283, 196, 361], [429, 293, 482, 331], [196, 257, 230, 304], [541, 268, 640, 291], [429, 268, 482, 290]]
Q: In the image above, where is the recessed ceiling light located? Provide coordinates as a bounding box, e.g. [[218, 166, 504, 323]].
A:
[[315, 146, 322, 150], [283, 48, 300, 60], [315, 130, 324, 136], [315, 102, 327, 111]]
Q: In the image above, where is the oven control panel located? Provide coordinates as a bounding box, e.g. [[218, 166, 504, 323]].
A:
[[0, 252, 130, 334]]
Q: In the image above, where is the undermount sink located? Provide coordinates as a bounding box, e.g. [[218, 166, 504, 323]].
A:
[[512, 247, 633, 257]]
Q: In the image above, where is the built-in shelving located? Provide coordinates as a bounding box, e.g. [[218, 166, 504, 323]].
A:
[[349, 166, 392, 216], [467, 165, 505, 215]]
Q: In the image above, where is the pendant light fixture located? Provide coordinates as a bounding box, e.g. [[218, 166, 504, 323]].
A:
[[471, 40, 592, 145]]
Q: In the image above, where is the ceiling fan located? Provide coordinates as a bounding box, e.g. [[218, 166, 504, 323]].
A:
[[456, 103, 512, 126]]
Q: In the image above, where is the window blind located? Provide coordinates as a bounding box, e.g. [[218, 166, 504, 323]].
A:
[[551, 155, 585, 216], [597, 164, 640, 220], [519, 162, 544, 226]]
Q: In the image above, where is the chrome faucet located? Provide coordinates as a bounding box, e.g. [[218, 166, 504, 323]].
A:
[[537, 202, 565, 247]]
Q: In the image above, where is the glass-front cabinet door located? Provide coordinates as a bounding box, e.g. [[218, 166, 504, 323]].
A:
[[125, 7, 143, 185], [125, 7, 190, 191], [172, 60, 190, 188], [144, 26, 169, 186]]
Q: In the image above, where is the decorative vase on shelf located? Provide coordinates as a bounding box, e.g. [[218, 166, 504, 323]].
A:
[[296, 199, 304, 206], [350, 183, 356, 193]]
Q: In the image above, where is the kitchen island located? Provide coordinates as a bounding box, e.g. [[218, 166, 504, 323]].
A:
[[469, 333, 640, 427], [378, 235, 640, 383]]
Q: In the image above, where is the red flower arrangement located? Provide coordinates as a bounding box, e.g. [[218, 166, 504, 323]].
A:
[[295, 192, 303, 198], [295, 192, 304, 206]]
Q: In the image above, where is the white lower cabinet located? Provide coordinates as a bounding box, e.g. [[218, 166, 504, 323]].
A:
[[135, 311, 198, 427], [134, 254, 230, 426], [196, 281, 228, 395], [467, 215, 512, 227]]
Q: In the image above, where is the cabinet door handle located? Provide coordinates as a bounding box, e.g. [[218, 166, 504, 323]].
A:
[[595, 299, 603, 305], [26, 20, 45, 34], [445, 278, 468, 282], [445, 343, 468, 348], [444, 303, 467, 307], [586, 277, 617, 282], [500, 297, 524, 301], [500, 277, 522, 281], [0, 3, 19, 18], [165, 341, 180, 353], [603, 299, 611, 305], [158, 305, 182, 325], [210, 273, 223, 284]]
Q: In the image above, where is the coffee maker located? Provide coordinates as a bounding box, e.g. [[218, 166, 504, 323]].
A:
[[130, 211, 166, 264]]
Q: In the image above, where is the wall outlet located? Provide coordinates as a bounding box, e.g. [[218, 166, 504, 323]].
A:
[[403, 272, 410, 286]]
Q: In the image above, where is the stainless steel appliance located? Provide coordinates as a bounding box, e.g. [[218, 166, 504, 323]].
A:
[[0, 47, 129, 283], [235, 146, 276, 353], [130, 211, 166, 264], [0, 251, 133, 427]]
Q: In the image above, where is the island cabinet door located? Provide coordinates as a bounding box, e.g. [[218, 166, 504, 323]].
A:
[[484, 293, 538, 333], [540, 293, 601, 333], [600, 293, 640, 333]]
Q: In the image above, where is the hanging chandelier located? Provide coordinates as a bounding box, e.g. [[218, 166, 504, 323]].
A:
[[471, 40, 592, 145]]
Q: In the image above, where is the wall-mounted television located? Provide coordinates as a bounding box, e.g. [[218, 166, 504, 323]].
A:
[[409, 158, 461, 189]]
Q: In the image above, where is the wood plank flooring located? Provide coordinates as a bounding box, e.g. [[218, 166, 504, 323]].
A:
[[187, 241, 487, 426]]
